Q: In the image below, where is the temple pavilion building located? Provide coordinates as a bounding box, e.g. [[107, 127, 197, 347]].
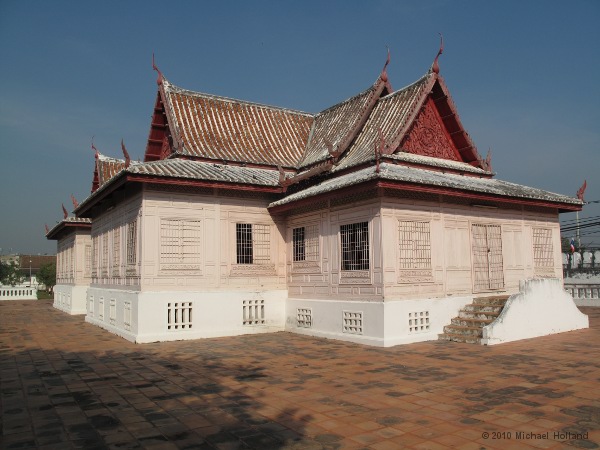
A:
[[46, 51, 585, 346]]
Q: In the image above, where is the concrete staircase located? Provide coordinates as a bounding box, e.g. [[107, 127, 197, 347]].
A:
[[439, 295, 510, 344]]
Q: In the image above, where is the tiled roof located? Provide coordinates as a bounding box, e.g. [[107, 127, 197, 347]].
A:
[[333, 74, 433, 172], [162, 79, 313, 167], [269, 162, 581, 209], [299, 85, 379, 168], [386, 152, 489, 175], [128, 159, 281, 187], [97, 154, 126, 186]]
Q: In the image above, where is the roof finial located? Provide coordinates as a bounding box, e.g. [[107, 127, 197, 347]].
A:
[[152, 53, 163, 85], [91, 136, 98, 158], [431, 33, 444, 74], [380, 46, 391, 82], [577, 180, 587, 201], [485, 148, 492, 172], [62, 204, 68, 219], [121, 139, 131, 168], [45, 224, 49, 234], [71, 194, 79, 209]]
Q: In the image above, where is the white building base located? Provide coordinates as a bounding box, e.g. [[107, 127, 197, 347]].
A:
[[85, 287, 287, 343], [481, 278, 589, 345], [54, 284, 88, 314], [286, 296, 473, 347]]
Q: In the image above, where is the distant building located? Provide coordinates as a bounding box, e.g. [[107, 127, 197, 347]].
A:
[[0, 254, 54, 287], [46, 52, 583, 345]]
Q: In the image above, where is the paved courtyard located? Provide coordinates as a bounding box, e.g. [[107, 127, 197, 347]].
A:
[[1, 300, 599, 449]]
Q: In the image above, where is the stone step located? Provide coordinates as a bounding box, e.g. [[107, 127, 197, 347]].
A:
[[472, 295, 510, 306], [451, 317, 494, 327], [443, 324, 484, 337], [457, 310, 502, 321], [462, 304, 504, 314], [438, 332, 481, 344]]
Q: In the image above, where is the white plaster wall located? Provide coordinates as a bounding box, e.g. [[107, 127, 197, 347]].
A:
[[86, 286, 286, 343], [286, 298, 386, 346], [382, 296, 474, 346], [481, 278, 589, 345], [286, 295, 472, 347], [54, 284, 87, 314]]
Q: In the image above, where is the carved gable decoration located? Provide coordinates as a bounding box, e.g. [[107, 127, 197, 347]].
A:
[[400, 98, 460, 162]]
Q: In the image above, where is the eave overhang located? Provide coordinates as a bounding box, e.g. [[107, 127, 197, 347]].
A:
[[75, 170, 283, 218], [46, 219, 92, 240], [269, 178, 582, 215]]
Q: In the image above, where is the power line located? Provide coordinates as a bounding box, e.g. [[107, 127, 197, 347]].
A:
[[560, 222, 600, 232]]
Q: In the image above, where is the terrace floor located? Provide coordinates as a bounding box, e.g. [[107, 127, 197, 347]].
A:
[[1, 300, 599, 449]]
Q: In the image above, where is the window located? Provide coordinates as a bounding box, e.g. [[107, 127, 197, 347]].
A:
[[101, 233, 109, 275], [85, 244, 92, 277], [340, 222, 369, 271], [91, 236, 98, 276], [112, 227, 121, 275], [293, 225, 319, 262], [126, 220, 137, 267], [236, 223, 270, 265], [293, 227, 305, 262], [399, 221, 432, 269], [533, 228, 554, 269], [160, 219, 202, 268]]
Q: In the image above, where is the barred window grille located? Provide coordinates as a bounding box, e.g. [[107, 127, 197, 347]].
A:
[[408, 311, 430, 333], [160, 219, 202, 266], [343, 311, 363, 335], [533, 228, 554, 268], [297, 308, 312, 328], [112, 227, 121, 275], [85, 244, 92, 277], [109, 299, 116, 325], [124, 301, 131, 331], [68, 246, 74, 279], [167, 302, 193, 330], [399, 221, 432, 269], [126, 220, 137, 266], [243, 299, 265, 325], [101, 233, 109, 275], [236, 223, 270, 265], [293, 225, 319, 262], [91, 236, 98, 276], [341, 222, 369, 271]]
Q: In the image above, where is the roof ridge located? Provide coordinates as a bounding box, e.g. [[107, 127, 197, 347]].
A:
[[315, 83, 377, 117], [380, 72, 433, 101]]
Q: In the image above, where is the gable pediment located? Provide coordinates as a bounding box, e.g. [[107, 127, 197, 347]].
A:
[[400, 97, 461, 162]]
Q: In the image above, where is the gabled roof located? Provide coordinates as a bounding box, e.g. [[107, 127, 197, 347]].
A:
[[150, 78, 314, 167], [298, 70, 392, 169], [92, 153, 140, 193], [329, 71, 487, 173], [74, 54, 579, 219]]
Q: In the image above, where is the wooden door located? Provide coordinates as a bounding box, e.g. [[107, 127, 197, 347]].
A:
[[472, 224, 504, 291]]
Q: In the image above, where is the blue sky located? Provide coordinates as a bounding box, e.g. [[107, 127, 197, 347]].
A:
[[0, 0, 598, 254]]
